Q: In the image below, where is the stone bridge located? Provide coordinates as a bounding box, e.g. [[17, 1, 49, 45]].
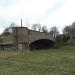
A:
[[1, 27, 55, 50]]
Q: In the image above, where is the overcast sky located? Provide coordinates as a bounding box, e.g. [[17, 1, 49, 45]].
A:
[[0, 0, 75, 33]]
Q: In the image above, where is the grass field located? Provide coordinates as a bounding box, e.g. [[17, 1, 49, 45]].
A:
[[0, 46, 75, 75]]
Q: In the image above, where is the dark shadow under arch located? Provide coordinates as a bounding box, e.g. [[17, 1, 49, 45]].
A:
[[30, 39, 55, 50]]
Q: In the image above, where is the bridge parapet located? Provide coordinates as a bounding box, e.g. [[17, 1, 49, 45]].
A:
[[29, 30, 54, 44]]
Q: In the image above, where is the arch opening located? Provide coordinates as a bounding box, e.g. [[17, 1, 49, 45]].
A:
[[30, 39, 55, 50]]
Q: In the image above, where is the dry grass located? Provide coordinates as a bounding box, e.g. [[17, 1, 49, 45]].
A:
[[0, 46, 75, 75]]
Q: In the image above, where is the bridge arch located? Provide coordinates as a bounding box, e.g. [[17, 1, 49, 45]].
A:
[[29, 39, 55, 50]]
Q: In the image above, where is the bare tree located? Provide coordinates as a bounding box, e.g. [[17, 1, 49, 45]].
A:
[[37, 24, 41, 32], [71, 22, 75, 36], [63, 26, 71, 34], [31, 24, 37, 31], [63, 22, 75, 35], [50, 26, 59, 38], [11, 22, 16, 27], [0, 35, 4, 43], [2, 27, 11, 36], [31, 24, 42, 32], [2, 23, 16, 36], [41, 25, 48, 33]]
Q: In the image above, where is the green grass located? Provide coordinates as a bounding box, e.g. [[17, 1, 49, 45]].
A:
[[0, 46, 75, 75]]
